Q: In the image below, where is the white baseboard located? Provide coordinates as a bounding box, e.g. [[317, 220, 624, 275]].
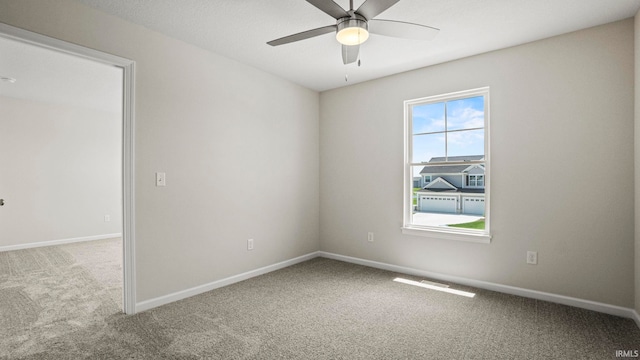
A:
[[0, 233, 122, 253], [318, 251, 638, 322], [135, 251, 320, 313]]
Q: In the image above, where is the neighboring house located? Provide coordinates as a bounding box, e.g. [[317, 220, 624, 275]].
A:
[[416, 155, 485, 216]]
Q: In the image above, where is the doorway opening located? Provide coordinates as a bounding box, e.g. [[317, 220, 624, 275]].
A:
[[0, 23, 136, 314]]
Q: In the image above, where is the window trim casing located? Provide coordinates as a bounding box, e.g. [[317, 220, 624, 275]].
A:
[[402, 87, 491, 243]]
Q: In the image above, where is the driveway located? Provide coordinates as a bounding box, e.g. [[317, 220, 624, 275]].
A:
[[412, 212, 483, 227]]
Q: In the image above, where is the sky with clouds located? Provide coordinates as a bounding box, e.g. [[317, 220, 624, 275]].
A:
[[411, 95, 485, 164]]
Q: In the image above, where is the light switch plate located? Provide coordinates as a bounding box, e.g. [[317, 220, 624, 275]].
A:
[[156, 172, 166, 187]]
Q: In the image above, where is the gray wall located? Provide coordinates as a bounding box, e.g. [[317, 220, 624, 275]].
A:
[[0, 96, 122, 247], [0, 0, 320, 302], [320, 20, 635, 307]]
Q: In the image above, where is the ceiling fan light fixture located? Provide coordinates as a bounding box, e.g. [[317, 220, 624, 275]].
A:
[[336, 17, 369, 46], [266, 0, 440, 65]]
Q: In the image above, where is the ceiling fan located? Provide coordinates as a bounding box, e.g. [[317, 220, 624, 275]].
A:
[[267, 0, 439, 65]]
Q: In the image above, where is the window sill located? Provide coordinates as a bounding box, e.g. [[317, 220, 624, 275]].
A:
[[401, 226, 491, 244]]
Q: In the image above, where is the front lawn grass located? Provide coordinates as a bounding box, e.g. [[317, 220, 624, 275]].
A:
[[448, 219, 485, 230], [412, 187, 421, 206]]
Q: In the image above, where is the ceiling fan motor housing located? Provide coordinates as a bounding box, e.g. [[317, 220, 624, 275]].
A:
[[336, 14, 369, 45]]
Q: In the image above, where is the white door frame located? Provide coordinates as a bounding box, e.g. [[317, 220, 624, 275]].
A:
[[0, 23, 137, 314]]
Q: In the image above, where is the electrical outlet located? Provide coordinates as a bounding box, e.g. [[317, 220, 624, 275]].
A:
[[367, 232, 374, 242], [104, 215, 110, 222], [527, 251, 537, 265], [247, 239, 254, 251]]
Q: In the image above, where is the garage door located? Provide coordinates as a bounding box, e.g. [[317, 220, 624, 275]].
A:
[[418, 195, 457, 214], [462, 197, 484, 215]]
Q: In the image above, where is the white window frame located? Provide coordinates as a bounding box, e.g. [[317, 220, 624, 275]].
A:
[[402, 87, 491, 243]]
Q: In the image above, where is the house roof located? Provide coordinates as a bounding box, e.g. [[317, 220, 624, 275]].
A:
[[420, 155, 484, 175], [428, 155, 484, 162], [420, 165, 470, 174], [420, 175, 484, 194], [418, 188, 485, 194], [424, 177, 457, 190]]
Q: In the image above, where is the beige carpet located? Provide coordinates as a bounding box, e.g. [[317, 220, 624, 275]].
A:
[[1, 240, 639, 359], [0, 238, 122, 359]]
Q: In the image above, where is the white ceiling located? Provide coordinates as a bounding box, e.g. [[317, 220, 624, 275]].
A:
[[0, 36, 123, 113], [74, 0, 640, 91], [1, 0, 639, 111]]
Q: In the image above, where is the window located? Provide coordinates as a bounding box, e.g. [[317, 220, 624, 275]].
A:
[[467, 175, 484, 188], [403, 88, 490, 242]]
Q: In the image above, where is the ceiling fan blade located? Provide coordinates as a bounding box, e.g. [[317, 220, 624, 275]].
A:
[[267, 25, 337, 46], [341, 44, 359, 64], [306, 0, 349, 19], [356, 0, 400, 20], [369, 19, 439, 40]]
